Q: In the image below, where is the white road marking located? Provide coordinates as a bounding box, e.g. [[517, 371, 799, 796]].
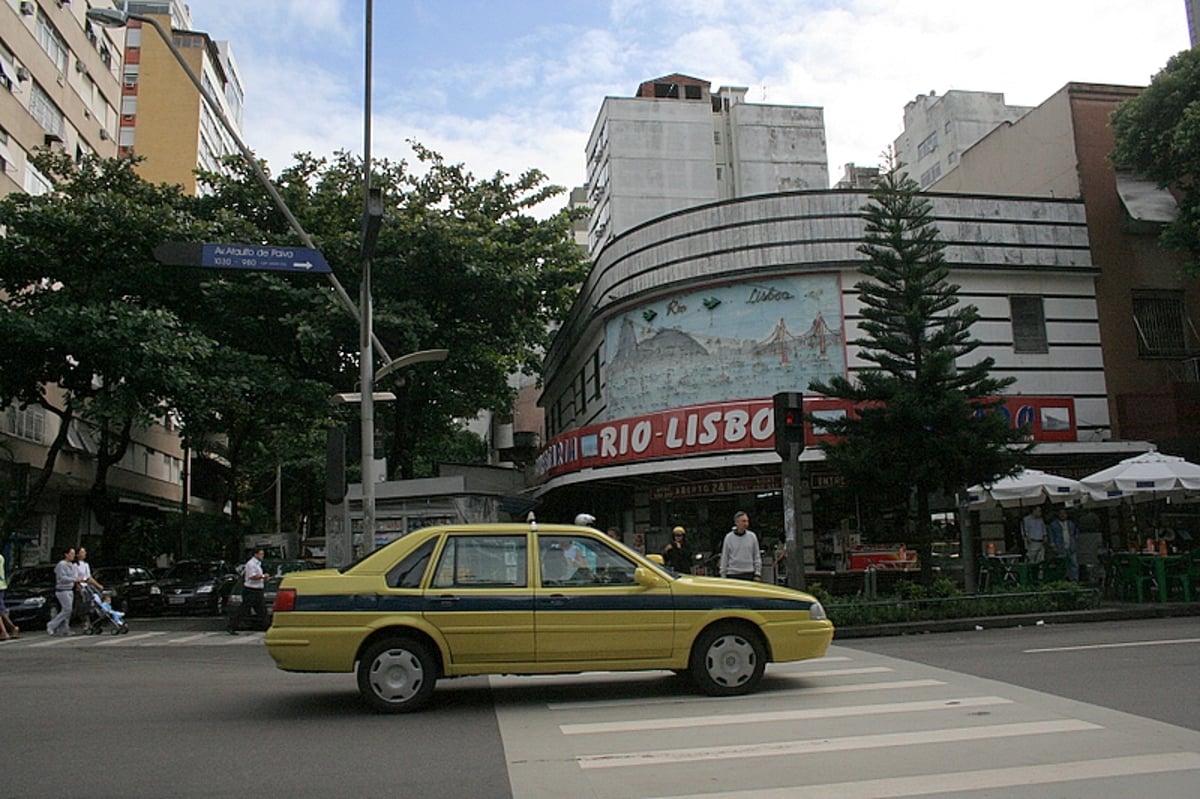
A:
[[1025, 637, 1200, 653], [650, 752, 1200, 799], [95, 632, 166, 646], [579, 719, 1102, 768], [545, 678, 945, 711], [560, 696, 1012, 735]]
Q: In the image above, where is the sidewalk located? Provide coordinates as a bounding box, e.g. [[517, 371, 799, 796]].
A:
[[834, 600, 1200, 639]]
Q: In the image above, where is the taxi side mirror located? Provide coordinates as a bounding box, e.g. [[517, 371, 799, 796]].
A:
[[634, 566, 668, 589], [647, 554, 665, 565]]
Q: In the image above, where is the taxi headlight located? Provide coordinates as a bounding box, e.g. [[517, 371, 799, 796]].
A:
[[149, 586, 162, 595], [197, 584, 214, 594], [808, 601, 827, 621], [23, 596, 48, 609]]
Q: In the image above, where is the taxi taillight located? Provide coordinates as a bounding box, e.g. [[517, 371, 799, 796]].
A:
[[273, 588, 296, 613]]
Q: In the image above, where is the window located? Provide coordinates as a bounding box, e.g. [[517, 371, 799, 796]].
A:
[[432, 535, 526, 588], [387, 539, 436, 588], [653, 82, 679, 98], [29, 83, 64, 138], [24, 161, 51, 195], [1133, 290, 1191, 357], [1010, 295, 1048, 353], [590, 350, 601, 401], [919, 163, 941, 186], [917, 131, 939, 159], [6, 402, 47, 443], [684, 84, 702, 100], [35, 11, 68, 75], [540, 536, 636, 586], [713, 130, 721, 144], [123, 65, 139, 88]]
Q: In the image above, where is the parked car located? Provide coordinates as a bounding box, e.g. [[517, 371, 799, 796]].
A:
[[91, 565, 164, 616], [5, 565, 60, 629], [266, 522, 834, 713], [158, 559, 237, 615], [226, 559, 322, 629]]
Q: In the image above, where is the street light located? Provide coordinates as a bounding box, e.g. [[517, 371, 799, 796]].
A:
[[84, 6, 393, 363]]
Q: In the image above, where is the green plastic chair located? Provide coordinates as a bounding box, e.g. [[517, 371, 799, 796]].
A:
[[1163, 555, 1194, 602], [1112, 553, 1156, 603]]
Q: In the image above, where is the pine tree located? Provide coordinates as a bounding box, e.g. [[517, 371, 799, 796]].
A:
[[808, 160, 1026, 583]]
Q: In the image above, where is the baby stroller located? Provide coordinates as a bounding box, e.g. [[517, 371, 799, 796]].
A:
[[82, 583, 129, 635]]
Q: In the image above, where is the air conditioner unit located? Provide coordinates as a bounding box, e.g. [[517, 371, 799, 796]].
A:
[[99, 128, 110, 140], [15, 66, 30, 82], [75, 59, 88, 75], [20, 1, 35, 15]]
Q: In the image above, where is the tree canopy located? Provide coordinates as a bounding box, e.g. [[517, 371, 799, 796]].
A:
[[1, 143, 589, 556], [1111, 47, 1200, 275], [807, 162, 1026, 581]]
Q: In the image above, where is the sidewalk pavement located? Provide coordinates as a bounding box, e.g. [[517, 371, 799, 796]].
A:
[[835, 600, 1200, 639]]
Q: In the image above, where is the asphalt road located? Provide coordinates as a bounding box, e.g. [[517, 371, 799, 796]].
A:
[[4, 614, 1199, 798], [844, 616, 1200, 732]]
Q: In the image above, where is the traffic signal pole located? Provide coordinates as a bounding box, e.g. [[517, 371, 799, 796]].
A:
[[774, 392, 807, 590]]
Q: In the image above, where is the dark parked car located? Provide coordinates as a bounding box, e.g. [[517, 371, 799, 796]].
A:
[[91, 565, 164, 616], [5, 565, 60, 629], [158, 559, 237, 615]]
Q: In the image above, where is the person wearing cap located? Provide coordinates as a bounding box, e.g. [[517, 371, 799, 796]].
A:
[[662, 526, 693, 573]]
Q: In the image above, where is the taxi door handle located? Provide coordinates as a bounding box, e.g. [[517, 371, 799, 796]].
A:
[[546, 594, 569, 607], [434, 594, 460, 606]]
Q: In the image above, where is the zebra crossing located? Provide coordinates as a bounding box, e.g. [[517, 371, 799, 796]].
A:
[[20, 629, 266, 647], [492, 646, 1200, 799]]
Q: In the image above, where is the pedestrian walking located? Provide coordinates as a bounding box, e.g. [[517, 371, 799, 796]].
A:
[[47, 547, 80, 636], [0, 550, 18, 640], [72, 546, 103, 626], [720, 511, 761, 581], [227, 547, 268, 634]]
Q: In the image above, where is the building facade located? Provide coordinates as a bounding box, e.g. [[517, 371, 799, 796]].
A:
[[933, 82, 1200, 461], [893, 90, 1031, 189], [535, 188, 1139, 564], [115, 0, 244, 194], [585, 74, 828, 256], [0, 0, 121, 198]]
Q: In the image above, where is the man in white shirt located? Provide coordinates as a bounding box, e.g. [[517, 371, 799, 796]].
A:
[[720, 511, 762, 581], [227, 548, 268, 634]]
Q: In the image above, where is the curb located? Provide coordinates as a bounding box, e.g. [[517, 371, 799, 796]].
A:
[[834, 602, 1200, 639]]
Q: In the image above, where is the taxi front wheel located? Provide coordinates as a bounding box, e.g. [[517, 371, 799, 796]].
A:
[[357, 636, 437, 713], [690, 623, 765, 697]]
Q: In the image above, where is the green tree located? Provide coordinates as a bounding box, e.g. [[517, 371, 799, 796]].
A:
[[0, 153, 218, 555], [807, 162, 1026, 583], [195, 146, 589, 480], [1111, 47, 1200, 275]]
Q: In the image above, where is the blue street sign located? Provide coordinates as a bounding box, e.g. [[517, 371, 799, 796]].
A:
[[153, 242, 332, 274]]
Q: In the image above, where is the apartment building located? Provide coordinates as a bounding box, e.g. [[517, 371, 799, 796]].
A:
[[115, 1, 244, 193], [585, 74, 828, 256], [893, 90, 1031, 189], [933, 82, 1200, 461]]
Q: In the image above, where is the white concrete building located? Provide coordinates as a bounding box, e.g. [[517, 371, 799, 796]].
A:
[[585, 74, 828, 256], [893, 90, 1031, 188]]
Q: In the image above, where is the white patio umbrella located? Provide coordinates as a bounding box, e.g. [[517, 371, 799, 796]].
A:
[[1080, 451, 1200, 501], [965, 468, 1087, 508]]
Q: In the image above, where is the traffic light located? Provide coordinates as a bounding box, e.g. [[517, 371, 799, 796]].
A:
[[773, 391, 804, 458]]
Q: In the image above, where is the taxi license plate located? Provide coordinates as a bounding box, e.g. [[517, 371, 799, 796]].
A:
[[168, 596, 186, 605]]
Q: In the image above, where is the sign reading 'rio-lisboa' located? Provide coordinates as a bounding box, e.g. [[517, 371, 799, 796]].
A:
[[535, 395, 1077, 481]]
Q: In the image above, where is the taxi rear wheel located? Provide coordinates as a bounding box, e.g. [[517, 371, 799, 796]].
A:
[[357, 637, 437, 713], [690, 623, 765, 696]]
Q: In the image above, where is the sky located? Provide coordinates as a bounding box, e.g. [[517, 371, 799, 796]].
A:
[[183, 0, 1190, 210]]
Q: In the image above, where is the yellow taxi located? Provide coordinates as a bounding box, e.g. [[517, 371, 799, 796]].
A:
[[265, 521, 834, 712]]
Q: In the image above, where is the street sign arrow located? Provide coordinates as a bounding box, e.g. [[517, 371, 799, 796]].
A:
[[153, 242, 332, 274]]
